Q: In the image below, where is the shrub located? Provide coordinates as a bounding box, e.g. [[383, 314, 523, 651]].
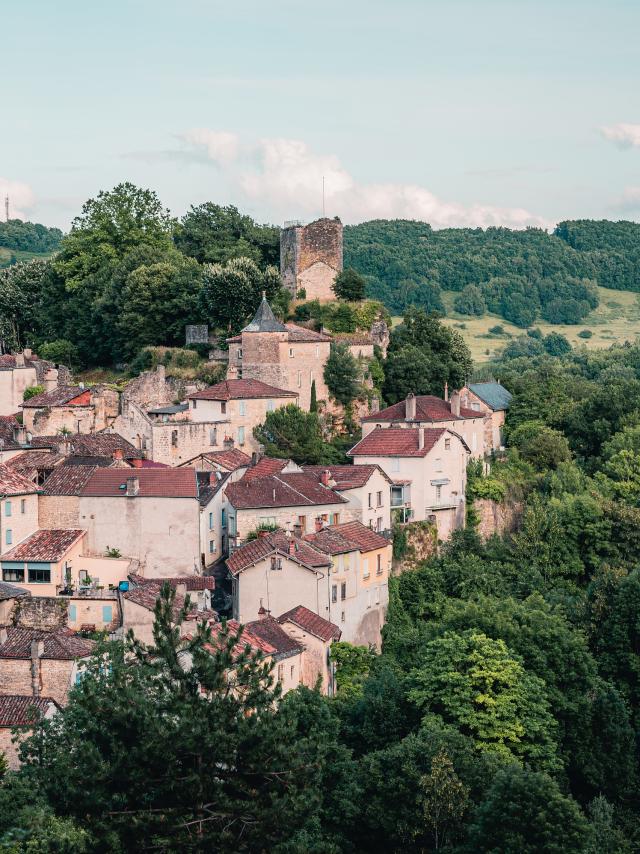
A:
[[578, 329, 593, 339], [23, 385, 44, 401], [38, 339, 79, 367], [488, 325, 504, 335]]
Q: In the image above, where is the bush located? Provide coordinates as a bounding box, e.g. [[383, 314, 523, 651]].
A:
[[454, 284, 486, 316], [488, 325, 504, 335], [195, 362, 226, 385], [578, 329, 593, 339], [23, 385, 44, 401], [38, 339, 79, 367]]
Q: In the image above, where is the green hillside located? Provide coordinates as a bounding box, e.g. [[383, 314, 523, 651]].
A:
[[0, 218, 63, 267]]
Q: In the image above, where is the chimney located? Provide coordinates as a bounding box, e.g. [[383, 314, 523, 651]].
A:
[[315, 518, 324, 533], [126, 476, 139, 497], [444, 381, 449, 402], [14, 352, 25, 368], [371, 397, 380, 414], [258, 600, 270, 619], [58, 437, 72, 457], [293, 523, 302, 538], [12, 425, 27, 445], [450, 391, 461, 417], [0, 627, 7, 645], [258, 529, 270, 539], [405, 393, 416, 421], [44, 368, 58, 392], [31, 639, 44, 697], [418, 427, 425, 450], [320, 469, 331, 487], [23, 348, 32, 360], [112, 448, 124, 462], [288, 539, 296, 555], [223, 436, 234, 450], [175, 582, 187, 600]]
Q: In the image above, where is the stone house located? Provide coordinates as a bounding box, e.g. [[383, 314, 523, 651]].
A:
[[243, 615, 305, 696], [177, 448, 251, 481], [349, 426, 470, 540], [0, 581, 30, 624], [0, 464, 40, 556], [361, 392, 488, 459], [187, 379, 298, 454], [301, 464, 393, 532], [0, 350, 52, 417], [0, 416, 30, 464], [21, 384, 119, 437], [0, 695, 60, 769], [280, 217, 343, 301], [276, 605, 340, 695], [226, 297, 332, 411], [460, 382, 512, 452], [0, 626, 95, 707]]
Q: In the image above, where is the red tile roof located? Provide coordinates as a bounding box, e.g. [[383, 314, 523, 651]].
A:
[[123, 578, 190, 615], [245, 617, 304, 659], [0, 695, 59, 726], [40, 465, 97, 496], [303, 527, 358, 555], [226, 532, 331, 576], [301, 464, 391, 490], [278, 605, 341, 642], [327, 520, 390, 552], [30, 433, 142, 459], [0, 463, 40, 496], [0, 416, 22, 450], [349, 427, 447, 458], [362, 395, 481, 423], [182, 449, 251, 472], [0, 627, 95, 660], [1, 529, 84, 562], [188, 379, 297, 401], [202, 620, 277, 657], [21, 386, 92, 408], [81, 468, 199, 498], [7, 451, 64, 480], [225, 473, 347, 510], [0, 354, 42, 370], [242, 457, 290, 480], [284, 323, 332, 343]]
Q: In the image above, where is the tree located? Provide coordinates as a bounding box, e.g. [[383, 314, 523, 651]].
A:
[[332, 268, 366, 301], [200, 256, 283, 333], [408, 631, 559, 769], [543, 332, 572, 356], [454, 284, 486, 316], [596, 449, 640, 506], [253, 404, 329, 464], [175, 203, 279, 267], [0, 260, 48, 351], [37, 339, 79, 368], [420, 749, 469, 851], [468, 765, 589, 854], [509, 420, 572, 470], [331, 642, 376, 698], [309, 380, 318, 412], [14, 585, 355, 852], [324, 343, 360, 407]]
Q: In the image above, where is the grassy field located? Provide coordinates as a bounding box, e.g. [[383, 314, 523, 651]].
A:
[[435, 287, 640, 363], [0, 247, 57, 268]]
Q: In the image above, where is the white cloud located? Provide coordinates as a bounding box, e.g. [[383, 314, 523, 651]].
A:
[[181, 130, 548, 229], [612, 186, 640, 213], [601, 123, 640, 149], [0, 178, 35, 221]]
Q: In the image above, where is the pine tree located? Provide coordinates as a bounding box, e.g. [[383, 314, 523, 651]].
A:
[[310, 379, 318, 412]]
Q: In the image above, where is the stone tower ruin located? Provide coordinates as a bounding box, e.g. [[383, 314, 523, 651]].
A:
[[280, 217, 343, 301]]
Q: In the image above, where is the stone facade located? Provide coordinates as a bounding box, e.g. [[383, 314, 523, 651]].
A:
[[23, 386, 119, 437], [12, 596, 68, 630], [280, 218, 343, 301], [38, 496, 81, 530], [0, 657, 81, 707]]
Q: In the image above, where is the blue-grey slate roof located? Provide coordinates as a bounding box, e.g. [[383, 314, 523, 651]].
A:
[[242, 296, 288, 333], [468, 382, 512, 411]]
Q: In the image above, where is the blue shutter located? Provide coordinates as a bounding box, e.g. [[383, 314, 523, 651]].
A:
[[102, 605, 113, 623], [69, 604, 77, 621], [4, 501, 11, 517], [5, 529, 12, 545]]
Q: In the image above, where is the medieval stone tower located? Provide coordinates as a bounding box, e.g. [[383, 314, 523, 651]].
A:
[[280, 217, 343, 301]]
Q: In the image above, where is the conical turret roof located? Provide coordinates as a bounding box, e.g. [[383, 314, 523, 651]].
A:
[[242, 294, 288, 333]]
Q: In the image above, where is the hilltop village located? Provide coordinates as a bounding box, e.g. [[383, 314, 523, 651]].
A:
[[0, 217, 512, 766]]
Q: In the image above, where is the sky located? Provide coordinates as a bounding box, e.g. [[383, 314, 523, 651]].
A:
[[2, 0, 639, 231]]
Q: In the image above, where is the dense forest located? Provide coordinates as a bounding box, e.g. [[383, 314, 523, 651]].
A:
[[0, 219, 63, 267], [4, 339, 640, 850], [344, 219, 640, 324]]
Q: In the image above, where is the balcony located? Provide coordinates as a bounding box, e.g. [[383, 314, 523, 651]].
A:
[[424, 501, 461, 512]]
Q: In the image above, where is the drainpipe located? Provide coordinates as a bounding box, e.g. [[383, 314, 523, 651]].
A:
[[30, 639, 44, 697]]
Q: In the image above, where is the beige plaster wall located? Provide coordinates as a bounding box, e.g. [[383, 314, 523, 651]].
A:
[[0, 367, 39, 416], [0, 492, 39, 556]]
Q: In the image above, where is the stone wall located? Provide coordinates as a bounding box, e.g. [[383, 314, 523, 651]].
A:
[[475, 498, 522, 540], [279, 218, 343, 300], [13, 596, 68, 630], [38, 495, 81, 529], [0, 658, 78, 707], [122, 365, 185, 410]]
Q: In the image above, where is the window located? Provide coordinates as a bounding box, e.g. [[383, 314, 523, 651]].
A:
[[363, 558, 370, 579], [315, 346, 319, 358], [192, 399, 197, 409], [377, 517, 383, 532], [376, 554, 383, 575], [376, 490, 383, 507], [277, 664, 284, 682], [238, 348, 243, 360], [298, 515, 307, 533], [171, 430, 178, 448], [209, 427, 217, 445], [238, 426, 245, 445], [267, 399, 274, 412], [221, 402, 227, 414], [102, 605, 113, 623], [331, 512, 340, 524], [221, 508, 227, 528], [239, 400, 246, 417], [435, 484, 442, 502], [368, 492, 372, 508], [341, 582, 346, 600], [375, 587, 380, 604], [5, 529, 12, 546], [297, 370, 302, 388], [444, 437, 451, 450], [4, 501, 11, 517], [435, 458, 443, 472], [341, 610, 345, 623], [391, 457, 400, 472], [2, 565, 23, 582], [290, 665, 295, 679], [209, 512, 214, 530], [20, 499, 26, 514], [209, 540, 215, 553], [472, 402, 480, 411], [289, 347, 294, 358], [69, 604, 77, 622], [331, 584, 337, 603], [28, 566, 51, 584]]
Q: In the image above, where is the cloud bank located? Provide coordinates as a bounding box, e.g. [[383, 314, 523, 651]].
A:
[[178, 129, 548, 230], [0, 178, 35, 221], [601, 123, 640, 149]]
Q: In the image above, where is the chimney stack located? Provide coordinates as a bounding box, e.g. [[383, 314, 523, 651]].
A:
[[23, 348, 32, 360], [12, 425, 27, 445], [112, 448, 125, 462], [126, 476, 139, 497], [418, 427, 425, 450], [30, 639, 44, 697], [293, 523, 302, 538], [44, 368, 58, 393], [315, 518, 323, 533], [450, 391, 461, 417], [175, 582, 187, 600], [405, 393, 416, 421], [288, 539, 296, 555], [444, 382, 449, 402], [14, 352, 25, 368], [320, 469, 331, 487], [258, 600, 269, 619]]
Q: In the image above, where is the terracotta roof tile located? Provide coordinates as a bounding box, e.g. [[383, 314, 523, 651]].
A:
[[1, 529, 84, 562], [244, 617, 303, 659], [0, 627, 95, 660], [327, 520, 390, 552], [278, 605, 341, 642], [242, 457, 290, 480], [123, 578, 190, 615], [81, 468, 198, 498], [41, 465, 97, 496], [349, 427, 446, 458], [284, 323, 332, 343], [225, 473, 347, 510], [0, 354, 42, 370], [362, 395, 481, 423], [301, 464, 391, 489], [0, 416, 22, 450], [194, 449, 251, 471], [0, 463, 40, 496], [197, 620, 277, 657], [188, 379, 297, 401], [21, 386, 91, 408], [30, 433, 142, 459], [0, 695, 59, 726], [303, 528, 358, 555], [226, 532, 331, 576], [7, 451, 64, 480]]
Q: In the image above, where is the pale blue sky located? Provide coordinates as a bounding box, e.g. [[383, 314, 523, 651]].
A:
[[3, 0, 639, 229]]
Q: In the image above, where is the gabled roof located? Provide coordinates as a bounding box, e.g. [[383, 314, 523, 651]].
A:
[[0, 581, 30, 601], [0, 463, 40, 496], [0, 695, 59, 727], [244, 617, 304, 660], [0, 354, 42, 370], [0, 416, 22, 450], [243, 296, 288, 333], [21, 386, 91, 408], [467, 382, 512, 412], [225, 472, 347, 510], [40, 465, 97, 496], [349, 427, 449, 458], [179, 448, 251, 472], [226, 531, 331, 576], [284, 323, 332, 343], [30, 433, 142, 459], [188, 379, 297, 402], [326, 520, 390, 552], [301, 464, 392, 490], [303, 527, 358, 556], [278, 605, 341, 643], [242, 457, 291, 480], [81, 468, 199, 498], [197, 470, 230, 507], [204, 619, 277, 657], [0, 627, 95, 660], [1, 529, 84, 562], [362, 395, 480, 423], [7, 450, 64, 480]]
